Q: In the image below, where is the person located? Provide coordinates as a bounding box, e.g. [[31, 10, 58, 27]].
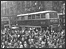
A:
[[23, 41, 28, 48], [20, 44, 23, 48]]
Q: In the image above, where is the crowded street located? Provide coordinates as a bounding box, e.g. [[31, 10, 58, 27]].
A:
[[1, 27, 65, 48], [1, 1, 65, 48]]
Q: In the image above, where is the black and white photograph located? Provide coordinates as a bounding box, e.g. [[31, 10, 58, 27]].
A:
[[1, 1, 65, 48]]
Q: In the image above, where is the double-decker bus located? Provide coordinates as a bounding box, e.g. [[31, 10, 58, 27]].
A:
[[16, 10, 59, 30]]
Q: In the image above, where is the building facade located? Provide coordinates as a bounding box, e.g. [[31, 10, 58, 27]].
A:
[[1, 1, 64, 17]]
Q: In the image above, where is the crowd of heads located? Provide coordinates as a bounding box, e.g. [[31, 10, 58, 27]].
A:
[[1, 26, 65, 48]]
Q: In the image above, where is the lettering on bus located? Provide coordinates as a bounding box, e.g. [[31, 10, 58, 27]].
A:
[[41, 21, 45, 24]]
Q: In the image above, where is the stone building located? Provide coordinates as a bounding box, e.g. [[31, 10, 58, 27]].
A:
[[1, 1, 64, 17]]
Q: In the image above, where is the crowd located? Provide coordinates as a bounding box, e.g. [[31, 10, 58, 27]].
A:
[[1, 27, 65, 48]]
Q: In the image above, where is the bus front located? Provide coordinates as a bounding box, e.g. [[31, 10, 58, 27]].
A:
[[49, 12, 60, 32], [49, 12, 60, 25]]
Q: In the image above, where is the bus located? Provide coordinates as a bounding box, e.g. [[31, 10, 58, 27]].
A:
[[16, 10, 60, 30]]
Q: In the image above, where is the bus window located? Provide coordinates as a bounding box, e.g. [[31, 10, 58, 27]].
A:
[[36, 14, 40, 19], [45, 13, 49, 19], [18, 17, 21, 20], [41, 13, 45, 18], [21, 16, 25, 20], [49, 12, 58, 18], [28, 15, 31, 19], [32, 15, 35, 19]]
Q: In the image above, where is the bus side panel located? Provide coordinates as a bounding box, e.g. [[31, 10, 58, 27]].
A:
[[17, 20, 50, 27]]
